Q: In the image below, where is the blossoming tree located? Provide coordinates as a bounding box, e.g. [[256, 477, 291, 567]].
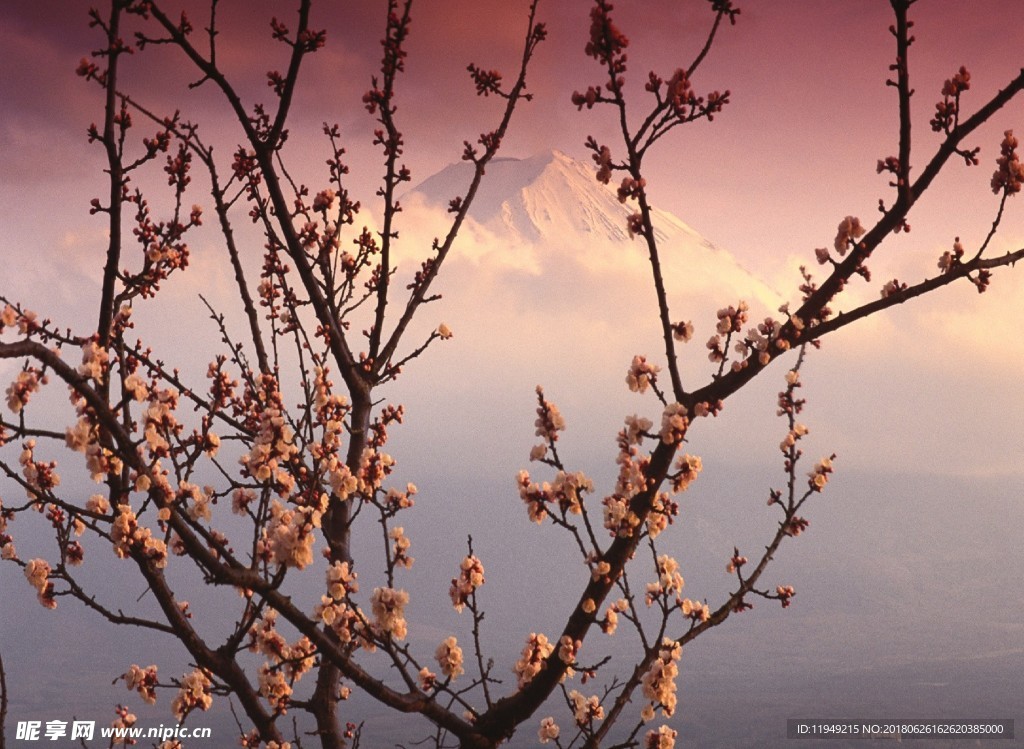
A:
[[2, 1, 1024, 748]]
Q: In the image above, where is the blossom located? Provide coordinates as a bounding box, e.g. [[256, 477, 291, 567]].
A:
[[78, 340, 109, 383], [671, 320, 694, 342], [111, 505, 168, 569], [646, 554, 684, 605], [992, 130, 1024, 195], [435, 636, 464, 680], [419, 667, 437, 691], [569, 689, 604, 726], [538, 717, 560, 744], [122, 664, 159, 705], [624, 414, 652, 445], [777, 584, 796, 608], [660, 403, 689, 444], [558, 635, 581, 666], [671, 453, 702, 492], [437, 322, 453, 339], [326, 560, 359, 599], [645, 725, 678, 749], [938, 237, 965, 273], [626, 355, 660, 393], [0, 304, 17, 329], [87, 494, 110, 514], [24, 558, 56, 608], [6, 370, 42, 414], [833, 215, 865, 254], [681, 598, 710, 622], [534, 387, 566, 441], [450, 554, 485, 612], [390, 526, 413, 569], [641, 638, 682, 717], [513, 632, 554, 688], [171, 668, 213, 721], [370, 586, 410, 640], [261, 500, 319, 569], [258, 664, 292, 714], [808, 455, 835, 492]]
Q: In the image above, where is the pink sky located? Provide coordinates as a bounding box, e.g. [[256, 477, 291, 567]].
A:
[[4, 2, 1024, 264], [2, 0, 1024, 473]]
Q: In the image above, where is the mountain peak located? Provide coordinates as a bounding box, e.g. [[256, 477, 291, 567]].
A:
[[408, 149, 698, 245], [405, 150, 781, 311]]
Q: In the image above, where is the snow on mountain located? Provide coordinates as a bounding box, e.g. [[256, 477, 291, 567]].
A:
[[404, 149, 781, 312]]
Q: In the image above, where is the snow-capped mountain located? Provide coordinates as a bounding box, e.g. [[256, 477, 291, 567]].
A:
[[405, 150, 781, 310]]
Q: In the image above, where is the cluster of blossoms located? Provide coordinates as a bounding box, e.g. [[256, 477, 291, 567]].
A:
[[780, 423, 808, 455], [389, 526, 413, 569], [513, 632, 554, 688], [733, 316, 789, 369], [78, 340, 109, 383], [449, 554, 485, 612], [434, 636, 464, 680], [65, 389, 124, 484], [672, 320, 694, 342], [170, 668, 212, 721], [938, 237, 966, 273], [599, 597, 629, 635], [142, 386, 181, 459], [602, 416, 653, 537], [177, 481, 212, 522], [776, 585, 796, 608], [370, 586, 410, 640], [110, 705, 137, 746], [240, 375, 299, 496], [645, 725, 678, 749], [670, 453, 702, 493], [641, 639, 682, 719], [315, 562, 368, 649], [258, 499, 322, 570], [538, 717, 561, 744], [681, 598, 710, 623], [706, 302, 749, 363], [659, 403, 689, 445], [880, 278, 908, 299], [531, 386, 566, 459], [931, 66, 971, 132], [121, 664, 159, 705], [568, 689, 604, 726], [19, 440, 61, 499], [617, 175, 646, 203], [5, 368, 43, 414], [715, 301, 749, 335], [383, 482, 417, 512], [626, 355, 660, 394], [591, 142, 614, 184], [516, 469, 595, 523], [808, 455, 835, 492], [646, 554, 685, 605], [356, 447, 396, 497], [646, 490, 677, 538], [727, 550, 749, 575], [0, 303, 35, 335], [247, 611, 316, 713], [0, 515, 14, 560], [24, 558, 56, 609], [112, 505, 168, 569], [992, 130, 1024, 195], [557, 635, 581, 684], [833, 215, 866, 255]]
